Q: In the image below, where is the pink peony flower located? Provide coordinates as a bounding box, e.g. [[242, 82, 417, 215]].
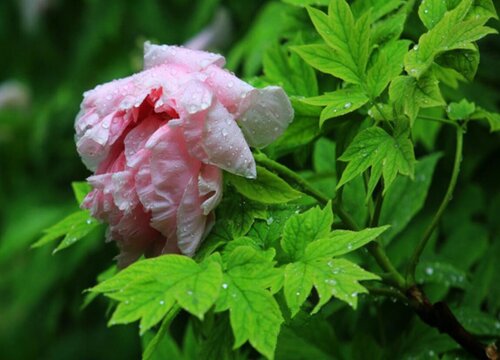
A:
[[75, 42, 293, 266]]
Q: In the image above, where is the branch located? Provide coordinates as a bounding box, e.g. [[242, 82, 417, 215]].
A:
[[406, 286, 498, 360]]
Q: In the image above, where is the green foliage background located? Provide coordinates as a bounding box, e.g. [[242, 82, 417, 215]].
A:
[[0, 0, 499, 359]]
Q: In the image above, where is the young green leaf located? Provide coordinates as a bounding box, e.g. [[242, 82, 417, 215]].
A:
[[284, 256, 380, 316], [337, 126, 416, 197], [215, 246, 283, 360], [301, 87, 369, 126], [281, 204, 333, 261], [226, 166, 303, 204], [304, 226, 390, 259], [31, 210, 100, 252], [436, 48, 479, 82], [92, 254, 223, 333], [379, 153, 442, 243], [389, 74, 445, 121], [447, 99, 476, 120], [366, 40, 411, 98], [405, 0, 497, 78], [305, 0, 370, 84]]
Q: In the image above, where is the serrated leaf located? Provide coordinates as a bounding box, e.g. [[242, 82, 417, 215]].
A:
[[366, 40, 411, 97], [92, 254, 223, 333], [337, 126, 416, 197], [405, 0, 497, 78], [227, 166, 303, 204], [72, 181, 91, 204], [379, 153, 442, 243], [281, 204, 333, 261], [389, 74, 445, 121], [31, 210, 100, 251], [215, 246, 283, 359], [302, 87, 369, 126], [284, 257, 379, 316], [447, 98, 476, 120], [467, 0, 499, 20], [304, 226, 390, 260], [306, 0, 370, 84]]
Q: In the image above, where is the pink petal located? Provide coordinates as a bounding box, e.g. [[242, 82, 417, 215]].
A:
[[176, 176, 207, 256], [201, 101, 256, 178], [237, 86, 294, 148], [198, 164, 223, 215], [143, 42, 225, 71], [205, 65, 253, 114]]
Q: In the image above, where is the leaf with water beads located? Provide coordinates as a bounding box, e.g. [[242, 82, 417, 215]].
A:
[[91, 254, 223, 334], [31, 210, 100, 252], [215, 246, 284, 360]]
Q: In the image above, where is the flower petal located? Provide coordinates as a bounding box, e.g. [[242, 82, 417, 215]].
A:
[[144, 42, 225, 71], [176, 176, 207, 256], [202, 101, 256, 178], [237, 86, 294, 148], [198, 164, 223, 215]]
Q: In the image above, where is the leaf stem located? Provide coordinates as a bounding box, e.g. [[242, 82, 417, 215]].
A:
[[254, 152, 330, 205], [255, 152, 406, 290], [407, 126, 464, 284], [418, 115, 459, 128]]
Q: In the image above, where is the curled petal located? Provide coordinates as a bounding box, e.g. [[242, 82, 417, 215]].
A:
[[202, 101, 256, 178], [198, 164, 223, 215], [237, 86, 294, 148], [176, 176, 207, 256]]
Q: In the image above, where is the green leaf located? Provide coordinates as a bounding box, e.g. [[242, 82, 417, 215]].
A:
[[265, 115, 320, 158], [284, 257, 379, 316], [215, 246, 283, 359], [72, 181, 91, 204], [281, 204, 333, 261], [415, 261, 469, 289], [366, 40, 411, 97], [447, 99, 476, 120], [379, 153, 442, 243], [436, 48, 480, 82], [419, 0, 447, 29], [304, 226, 390, 259], [263, 41, 318, 97], [227, 166, 303, 204], [371, 12, 407, 46], [337, 126, 416, 197], [92, 254, 223, 333], [470, 107, 500, 131], [405, 0, 497, 78], [453, 307, 500, 337], [31, 210, 100, 252], [351, 0, 404, 22], [389, 74, 445, 121], [302, 87, 369, 126], [467, 0, 499, 20], [306, 0, 370, 84], [282, 0, 330, 6]]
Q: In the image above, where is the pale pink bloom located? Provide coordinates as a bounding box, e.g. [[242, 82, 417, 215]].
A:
[[75, 42, 293, 266]]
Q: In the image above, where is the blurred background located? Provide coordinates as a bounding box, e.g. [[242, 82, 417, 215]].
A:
[[1, 0, 500, 359]]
